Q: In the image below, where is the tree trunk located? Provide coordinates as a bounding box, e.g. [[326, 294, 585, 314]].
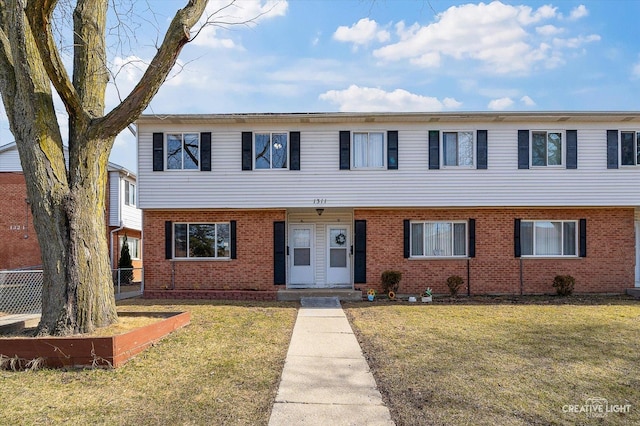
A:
[[0, 0, 209, 335], [35, 140, 117, 335]]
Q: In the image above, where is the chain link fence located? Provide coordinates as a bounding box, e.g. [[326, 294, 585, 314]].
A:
[[112, 268, 144, 300], [0, 268, 143, 317], [0, 270, 43, 315]]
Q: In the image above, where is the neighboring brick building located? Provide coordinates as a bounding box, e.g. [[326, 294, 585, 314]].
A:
[[0, 142, 142, 272], [136, 112, 640, 299]]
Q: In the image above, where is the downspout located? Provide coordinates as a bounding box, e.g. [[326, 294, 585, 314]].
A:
[[110, 221, 125, 268], [467, 258, 471, 297]]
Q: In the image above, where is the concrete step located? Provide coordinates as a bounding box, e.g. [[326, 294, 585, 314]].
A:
[[625, 288, 640, 299], [277, 289, 362, 302]]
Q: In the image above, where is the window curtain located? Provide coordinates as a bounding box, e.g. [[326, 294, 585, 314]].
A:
[[354, 133, 383, 167], [535, 221, 562, 255], [425, 223, 452, 256], [353, 133, 367, 168]]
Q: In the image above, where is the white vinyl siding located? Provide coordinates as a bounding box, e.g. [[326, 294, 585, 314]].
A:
[[137, 117, 640, 209], [0, 146, 22, 171]]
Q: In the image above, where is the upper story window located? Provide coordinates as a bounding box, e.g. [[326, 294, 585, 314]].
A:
[[353, 132, 385, 169], [410, 221, 467, 258], [173, 223, 230, 259], [255, 132, 288, 169], [124, 180, 135, 206], [119, 236, 140, 260], [520, 220, 577, 257], [443, 131, 474, 167], [620, 131, 640, 166], [167, 133, 199, 170], [531, 131, 562, 167]]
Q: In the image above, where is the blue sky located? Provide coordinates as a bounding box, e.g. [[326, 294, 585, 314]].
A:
[[1, 0, 639, 172]]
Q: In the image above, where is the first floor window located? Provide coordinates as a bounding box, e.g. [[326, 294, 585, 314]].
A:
[[411, 221, 467, 257], [620, 131, 640, 166], [532, 131, 562, 166], [174, 223, 230, 258], [353, 132, 384, 168], [520, 220, 577, 256], [119, 236, 140, 260], [255, 132, 287, 169], [443, 131, 473, 166], [167, 133, 199, 170]]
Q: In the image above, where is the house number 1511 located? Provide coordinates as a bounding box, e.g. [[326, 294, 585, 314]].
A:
[[313, 198, 327, 204]]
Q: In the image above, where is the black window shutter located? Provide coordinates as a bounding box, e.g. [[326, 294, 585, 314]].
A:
[[339, 131, 350, 170], [476, 130, 488, 169], [514, 219, 521, 257], [403, 219, 410, 258], [579, 218, 587, 257], [273, 221, 286, 285], [428, 130, 440, 169], [153, 133, 164, 171], [230, 220, 237, 259], [387, 131, 398, 170], [290, 131, 300, 170], [242, 132, 253, 171], [518, 130, 529, 169], [566, 130, 577, 169], [165, 221, 173, 259], [200, 132, 211, 171], [354, 220, 367, 283], [468, 218, 476, 258], [607, 130, 619, 169]]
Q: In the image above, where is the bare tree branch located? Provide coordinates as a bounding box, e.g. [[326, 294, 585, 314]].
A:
[[25, 0, 82, 118], [96, 0, 208, 139]]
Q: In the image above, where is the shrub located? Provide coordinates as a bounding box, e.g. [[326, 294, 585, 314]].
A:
[[446, 275, 464, 297], [552, 275, 575, 296], [118, 234, 134, 284], [381, 270, 402, 294]]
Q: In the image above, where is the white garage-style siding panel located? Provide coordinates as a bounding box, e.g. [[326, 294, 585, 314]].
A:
[[136, 113, 640, 210]]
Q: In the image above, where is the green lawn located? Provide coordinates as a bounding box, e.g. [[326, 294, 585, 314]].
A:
[[345, 297, 640, 425], [0, 300, 297, 426]]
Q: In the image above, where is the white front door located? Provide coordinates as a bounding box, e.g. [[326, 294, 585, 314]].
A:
[[326, 225, 351, 286], [289, 224, 315, 286]]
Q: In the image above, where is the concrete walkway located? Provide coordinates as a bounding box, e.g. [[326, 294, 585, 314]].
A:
[[269, 297, 394, 426]]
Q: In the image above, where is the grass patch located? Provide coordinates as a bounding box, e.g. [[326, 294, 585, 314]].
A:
[[345, 297, 640, 425], [0, 299, 297, 425]]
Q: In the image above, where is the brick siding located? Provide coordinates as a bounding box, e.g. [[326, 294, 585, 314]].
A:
[[0, 173, 42, 269], [144, 207, 634, 299], [355, 208, 634, 295], [143, 210, 287, 296]]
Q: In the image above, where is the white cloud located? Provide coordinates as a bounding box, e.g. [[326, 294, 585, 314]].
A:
[[569, 5, 588, 20], [373, 1, 598, 75], [333, 18, 390, 48], [488, 97, 514, 110], [192, 0, 288, 48], [536, 25, 562, 36], [319, 85, 459, 112], [520, 95, 536, 106]]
